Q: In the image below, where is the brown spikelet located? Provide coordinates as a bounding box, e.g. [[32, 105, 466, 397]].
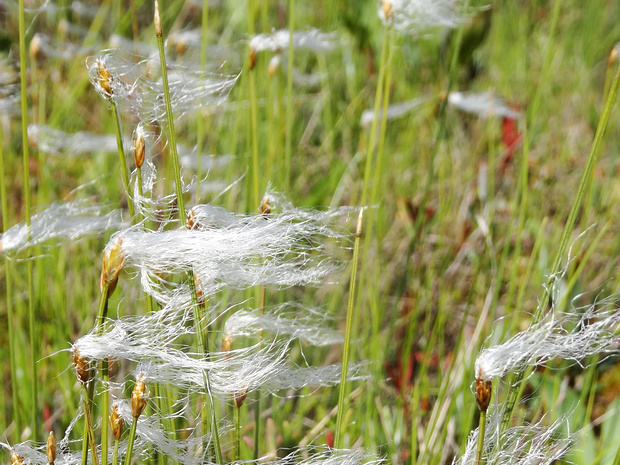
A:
[[194, 273, 206, 307], [133, 128, 145, 169], [249, 47, 256, 70], [100, 236, 125, 298], [47, 431, 56, 465], [382, 1, 392, 21], [96, 60, 113, 97], [110, 403, 123, 440], [187, 209, 198, 230], [268, 55, 280, 78], [131, 373, 149, 418], [10, 449, 24, 465], [73, 348, 90, 384], [475, 377, 492, 413], [30, 35, 43, 65], [154, 0, 162, 37], [234, 386, 248, 409], [222, 332, 232, 354], [260, 196, 271, 217], [610, 44, 619, 67]]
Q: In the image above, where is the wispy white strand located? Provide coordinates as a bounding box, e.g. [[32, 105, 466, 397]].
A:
[[0, 198, 125, 255], [250, 29, 339, 54], [448, 91, 520, 119], [380, 0, 473, 35], [360, 96, 431, 127], [453, 408, 572, 465], [225, 304, 343, 346], [267, 446, 383, 465], [28, 123, 118, 156], [475, 296, 620, 382], [86, 50, 238, 123], [265, 362, 371, 392]]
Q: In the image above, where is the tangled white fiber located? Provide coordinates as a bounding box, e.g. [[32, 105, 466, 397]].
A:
[[86, 50, 238, 123], [249, 29, 339, 54], [475, 295, 620, 382], [110, 197, 352, 301], [380, 0, 473, 35], [453, 407, 573, 465], [224, 303, 343, 347], [267, 446, 383, 465], [0, 198, 125, 255]]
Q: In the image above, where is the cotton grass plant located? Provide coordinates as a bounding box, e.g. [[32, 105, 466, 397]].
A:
[[3, 1, 620, 465]]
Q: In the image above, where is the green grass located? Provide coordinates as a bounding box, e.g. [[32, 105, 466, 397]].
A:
[[2, 0, 620, 464]]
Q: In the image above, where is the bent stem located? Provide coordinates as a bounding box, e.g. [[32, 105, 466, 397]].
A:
[[334, 209, 363, 449]]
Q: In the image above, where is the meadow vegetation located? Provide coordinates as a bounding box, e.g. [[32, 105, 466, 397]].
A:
[[1, 0, 620, 464]]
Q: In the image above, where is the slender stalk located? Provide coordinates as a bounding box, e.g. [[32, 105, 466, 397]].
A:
[[81, 385, 100, 465], [253, 286, 265, 459], [233, 406, 241, 461], [247, 0, 260, 208], [110, 100, 135, 218], [112, 439, 119, 465], [475, 410, 486, 465], [154, 5, 223, 463], [0, 121, 21, 441], [283, 0, 295, 191], [503, 57, 620, 428], [124, 418, 138, 465], [359, 25, 388, 207], [334, 209, 363, 449], [18, 0, 38, 440]]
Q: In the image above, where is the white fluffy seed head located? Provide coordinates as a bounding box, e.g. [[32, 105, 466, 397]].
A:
[[448, 91, 521, 119], [0, 198, 125, 256], [380, 0, 473, 35], [475, 296, 620, 382], [86, 51, 238, 123], [453, 407, 572, 465], [249, 29, 339, 54]]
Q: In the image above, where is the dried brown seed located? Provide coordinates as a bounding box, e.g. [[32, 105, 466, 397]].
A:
[[47, 431, 56, 464], [475, 377, 492, 413], [110, 403, 123, 440]]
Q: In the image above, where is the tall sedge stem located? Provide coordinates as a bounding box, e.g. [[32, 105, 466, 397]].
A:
[[1, 121, 21, 441], [112, 439, 119, 465], [18, 0, 38, 440], [110, 101, 135, 218], [359, 25, 388, 207], [233, 405, 241, 461], [248, 0, 260, 208], [503, 55, 620, 428], [283, 0, 295, 191], [475, 410, 486, 465], [154, 4, 223, 463], [124, 418, 138, 465], [334, 209, 363, 449], [80, 385, 100, 465]]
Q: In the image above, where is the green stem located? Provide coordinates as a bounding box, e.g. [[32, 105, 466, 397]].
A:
[[0, 121, 21, 441], [234, 406, 241, 461], [81, 385, 100, 465], [503, 57, 620, 428], [112, 439, 119, 465], [110, 100, 135, 218], [359, 25, 388, 207], [283, 0, 295, 191], [124, 417, 138, 465], [334, 209, 363, 449], [18, 0, 38, 440], [154, 6, 223, 463], [475, 410, 486, 465], [155, 7, 185, 221]]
